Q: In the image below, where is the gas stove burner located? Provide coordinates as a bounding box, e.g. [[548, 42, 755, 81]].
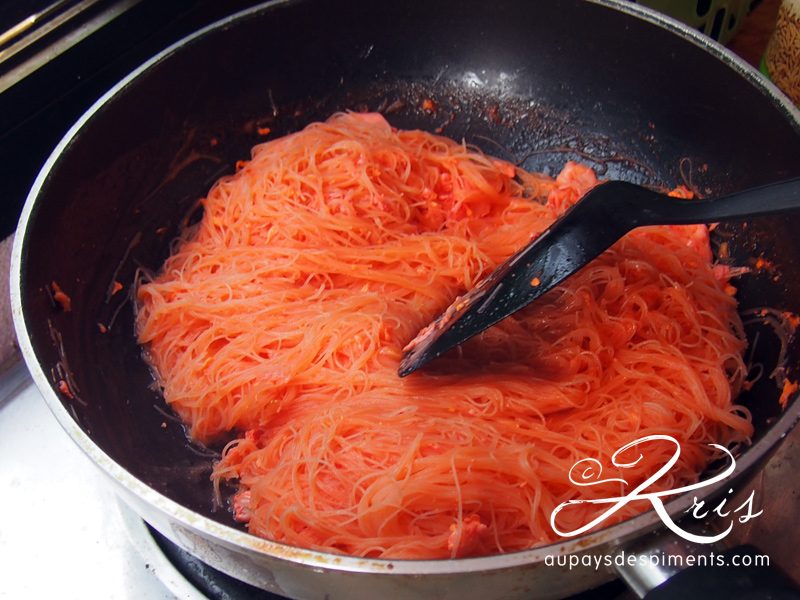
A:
[[117, 497, 287, 599], [0, 0, 271, 240], [148, 526, 287, 600], [116, 500, 632, 600], [0, 0, 141, 94]]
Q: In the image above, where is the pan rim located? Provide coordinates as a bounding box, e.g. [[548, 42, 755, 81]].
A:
[[10, 0, 800, 578]]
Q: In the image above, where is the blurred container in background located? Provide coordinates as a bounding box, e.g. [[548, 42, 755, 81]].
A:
[[633, 0, 756, 43], [763, 0, 800, 104]]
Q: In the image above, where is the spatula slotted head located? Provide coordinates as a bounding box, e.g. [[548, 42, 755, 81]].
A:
[[398, 182, 649, 376]]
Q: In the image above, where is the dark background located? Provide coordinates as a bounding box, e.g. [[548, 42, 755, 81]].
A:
[[0, 0, 269, 239]]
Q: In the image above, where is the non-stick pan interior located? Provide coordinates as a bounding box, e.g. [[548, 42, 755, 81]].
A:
[[17, 0, 800, 525]]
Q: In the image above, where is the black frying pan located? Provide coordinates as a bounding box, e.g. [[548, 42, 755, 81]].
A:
[[11, 0, 800, 598]]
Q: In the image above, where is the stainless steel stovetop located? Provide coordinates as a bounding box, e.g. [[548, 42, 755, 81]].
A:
[[0, 370, 202, 599]]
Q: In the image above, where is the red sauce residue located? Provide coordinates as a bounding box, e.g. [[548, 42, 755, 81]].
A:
[[421, 98, 437, 113], [97, 323, 108, 334], [110, 281, 123, 296], [486, 104, 501, 124], [530, 277, 541, 287], [51, 281, 71, 312], [257, 127, 271, 136], [754, 257, 774, 272]]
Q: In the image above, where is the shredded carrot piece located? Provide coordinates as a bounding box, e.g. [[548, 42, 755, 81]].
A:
[[545, 161, 598, 215], [137, 112, 752, 559], [491, 159, 516, 179], [57, 379, 74, 399], [782, 311, 800, 330], [51, 281, 71, 312], [667, 184, 694, 199], [447, 514, 488, 557], [779, 379, 798, 408]]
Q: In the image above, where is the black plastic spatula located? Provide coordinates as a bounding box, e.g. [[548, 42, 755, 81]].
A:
[[398, 177, 800, 377]]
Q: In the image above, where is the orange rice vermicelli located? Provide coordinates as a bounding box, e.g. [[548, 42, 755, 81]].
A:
[[136, 112, 752, 559]]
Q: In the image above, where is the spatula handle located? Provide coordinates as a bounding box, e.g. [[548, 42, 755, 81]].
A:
[[643, 177, 800, 226]]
